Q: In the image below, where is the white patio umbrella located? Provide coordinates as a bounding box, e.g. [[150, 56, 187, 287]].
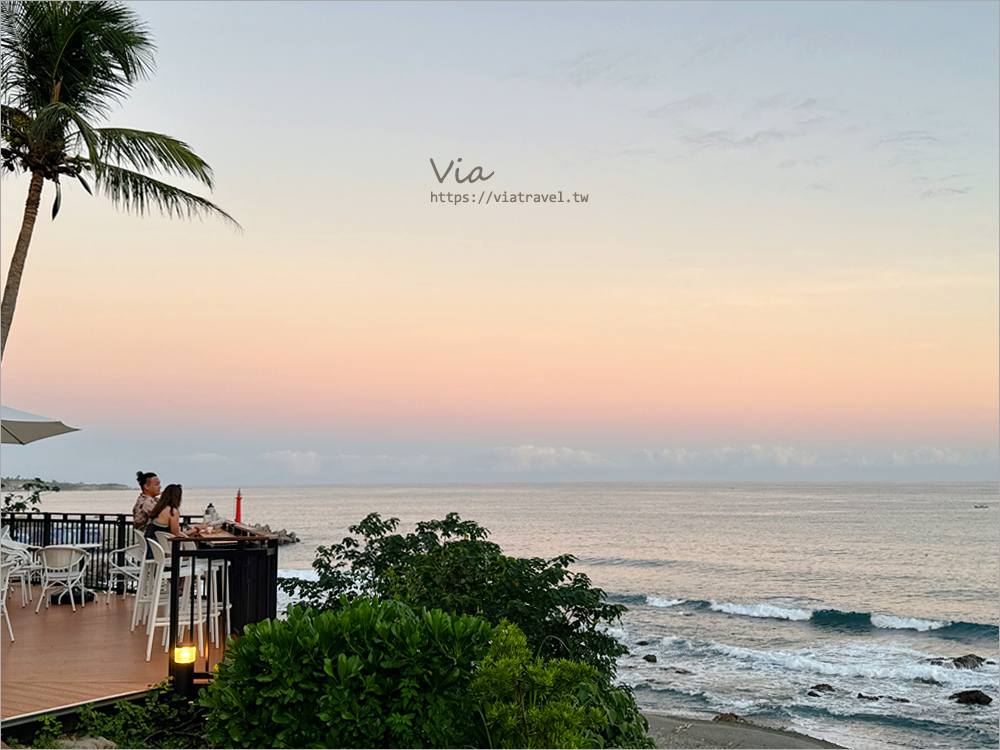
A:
[[1, 406, 79, 445]]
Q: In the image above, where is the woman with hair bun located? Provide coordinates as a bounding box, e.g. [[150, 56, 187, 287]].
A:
[[132, 471, 161, 531]]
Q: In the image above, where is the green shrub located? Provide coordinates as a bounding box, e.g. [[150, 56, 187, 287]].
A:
[[199, 598, 494, 748], [77, 681, 208, 748], [30, 716, 64, 749], [472, 622, 654, 749], [279, 513, 628, 677], [2, 477, 58, 513]]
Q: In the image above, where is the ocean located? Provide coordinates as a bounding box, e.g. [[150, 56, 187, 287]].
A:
[[36, 482, 999, 749]]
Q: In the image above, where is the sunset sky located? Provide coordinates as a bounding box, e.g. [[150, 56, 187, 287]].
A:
[[1, 1, 997, 484]]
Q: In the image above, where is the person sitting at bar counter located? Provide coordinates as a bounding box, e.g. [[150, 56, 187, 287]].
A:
[[133, 470, 161, 531], [144, 484, 209, 558]]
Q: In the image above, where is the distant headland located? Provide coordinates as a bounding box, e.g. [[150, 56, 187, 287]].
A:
[[1, 477, 131, 491]]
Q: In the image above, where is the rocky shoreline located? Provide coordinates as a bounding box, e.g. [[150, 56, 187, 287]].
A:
[[643, 712, 843, 749], [241, 522, 300, 545], [634, 650, 995, 747]]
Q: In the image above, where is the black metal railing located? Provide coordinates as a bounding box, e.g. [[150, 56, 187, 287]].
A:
[[2, 512, 199, 592], [167, 523, 278, 685]]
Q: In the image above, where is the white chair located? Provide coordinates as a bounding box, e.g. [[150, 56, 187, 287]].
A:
[[34, 546, 89, 613], [106, 528, 145, 603], [152, 532, 227, 646], [154, 531, 177, 559], [130, 541, 161, 632], [2, 538, 42, 606], [1, 560, 15, 640], [143, 539, 205, 661], [202, 559, 231, 647]]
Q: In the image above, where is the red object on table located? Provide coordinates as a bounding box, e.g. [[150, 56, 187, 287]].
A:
[[235, 488, 242, 523]]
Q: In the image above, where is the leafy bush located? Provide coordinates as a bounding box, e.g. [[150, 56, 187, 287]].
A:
[[279, 512, 628, 677], [77, 680, 208, 748], [2, 477, 58, 513], [199, 598, 494, 748], [30, 716, 64, 748], [472, 622, 653, 749]]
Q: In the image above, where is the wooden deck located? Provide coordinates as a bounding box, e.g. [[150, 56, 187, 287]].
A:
[[1, 587, 225, 722]]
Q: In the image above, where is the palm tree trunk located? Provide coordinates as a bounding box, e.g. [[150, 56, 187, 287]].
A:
[[1, 171, 45, 360]]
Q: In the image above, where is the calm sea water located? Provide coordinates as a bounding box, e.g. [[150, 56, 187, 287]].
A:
[[38, 482, 999, 749]]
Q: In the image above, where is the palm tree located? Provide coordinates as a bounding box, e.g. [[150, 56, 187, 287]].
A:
[[0, 0, 239, 359]]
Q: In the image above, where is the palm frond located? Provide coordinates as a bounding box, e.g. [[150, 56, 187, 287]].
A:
[[1, 104, 32, 143], [96, 163, 242, 232], [1, 1, 154, 119], [95, 128, 215, 186], [32, 101, 100, 169]]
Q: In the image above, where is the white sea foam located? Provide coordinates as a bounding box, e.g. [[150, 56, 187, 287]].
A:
[[603, 625, 632, 642], [710, 601, 812, 621], [276, 569, 318, 617], [647, 596, 685, 608], [708, 641, 989, 686], [871, 614, 949, 631]]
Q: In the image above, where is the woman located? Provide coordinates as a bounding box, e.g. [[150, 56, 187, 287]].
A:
[[144, 484, 185, 559]]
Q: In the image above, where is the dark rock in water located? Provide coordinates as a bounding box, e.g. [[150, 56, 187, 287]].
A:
[[886, 697, 911, 703], [807, 691, 821, 697], [673, 667, 692, 675], [949, 690, 993, 705], [636, 640, 649, 646], [810, 684, 835, 693], [712, 713, 750, 725], [642, 654, 657, 663], [244, 522, 300, 545], [916, 677, 943, 686], [857, 693, 880, 701], [952, 654, 986, 670], [987, 660, 997, 666]]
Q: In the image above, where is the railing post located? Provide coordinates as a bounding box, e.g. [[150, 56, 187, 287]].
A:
[[116, 515, 127, 594]]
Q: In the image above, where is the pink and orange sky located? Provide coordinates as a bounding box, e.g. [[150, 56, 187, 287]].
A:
[[2, 1, 997, 484]]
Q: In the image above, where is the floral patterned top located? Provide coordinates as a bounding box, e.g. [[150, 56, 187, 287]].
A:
[[132, 493, 159, 531]]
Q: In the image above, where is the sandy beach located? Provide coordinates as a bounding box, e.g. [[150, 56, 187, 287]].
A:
[[644, 713, 842, 749]]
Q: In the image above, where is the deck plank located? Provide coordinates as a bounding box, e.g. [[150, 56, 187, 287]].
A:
[[2, 587, 225, 720]]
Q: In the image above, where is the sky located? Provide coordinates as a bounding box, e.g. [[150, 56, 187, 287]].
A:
[[1, 1, 997, 484]]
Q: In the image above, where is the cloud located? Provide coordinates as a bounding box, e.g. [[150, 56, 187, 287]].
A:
[[641, 445, 996, 470], [754, 93, 820, 111], [643, 445, 820, 469], [487, 445, 617, 473], [683, 33, 752, 66], [647, 93, 718, 118], [875, 130, 944, 148], [259, 450, 321, 476], [889, 447, 983, 467], [779, 157, 826, 170], [908, 172, 974, 199], [525, 49, 655, 87], [873, 130, 950, 171], [919, 186, 972, 199], [683, 128, 786, 151]]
